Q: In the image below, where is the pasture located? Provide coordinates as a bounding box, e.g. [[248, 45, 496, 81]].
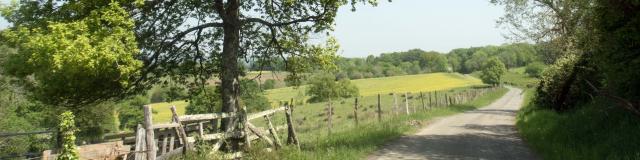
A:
[[266, 72, 483, 104], [148, 72, 484, 123]]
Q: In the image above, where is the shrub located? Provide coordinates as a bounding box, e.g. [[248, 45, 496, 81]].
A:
[[57, 111, 79, 160], [262, 79, 276, 90], [525, 62, 546, 77], [535, 54, 600, 111], [117, 95, 149, 130], [479, 57, 507, 85], [306, 72, 360, 103], [186, 86, 220, 114]]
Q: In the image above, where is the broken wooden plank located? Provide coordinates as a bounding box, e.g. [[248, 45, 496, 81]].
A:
[[248, 107, 285, 120]]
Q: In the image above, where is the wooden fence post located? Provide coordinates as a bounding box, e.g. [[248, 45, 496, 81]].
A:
[[242, 106, 251, 149], [143, 105, 156, 160], [354, 97, 359, 126], [135, 124, 146, 160], [429, 92, 433, 110], [285, 105, 300, 149], [404, 92, 410, 115], [377, 94, 382, 122], [327, 99, 333, 135], [265, 115, 282, 149], [444, 93, 448, 106], [393, 93, 398, 115], [434, 91, 439, 107], [420, 92, 426, 111], [170, 106, 190, 152]]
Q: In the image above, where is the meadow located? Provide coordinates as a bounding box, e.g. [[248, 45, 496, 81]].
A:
[[148, 72, 484, 123], [266, 72, 483, 104]]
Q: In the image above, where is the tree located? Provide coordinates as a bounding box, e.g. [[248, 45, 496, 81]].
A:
[[306, 72, 359, 103], [525, 62, 545, 77], [480, 57, 507, 85], [491, 0, 593, 54], [1, 3, 142, 107], [1, 0, 380, 133]]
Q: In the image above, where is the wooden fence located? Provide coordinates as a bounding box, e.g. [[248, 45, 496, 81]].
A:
[[132, 104, 299, 160], [33, 86, 497, 160], [324, 86, 497, 133]]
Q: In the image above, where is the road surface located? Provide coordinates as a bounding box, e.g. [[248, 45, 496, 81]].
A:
[[368, 86, 538, 160]]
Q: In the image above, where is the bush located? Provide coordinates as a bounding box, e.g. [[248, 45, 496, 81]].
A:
[[306, 72, 359, 103], [535, 54, 600, 111], [525, 62, 546, 77], [262, 79, 276, 90], [117, 95, 149, 131], [349, 72, 364, 80], [187, 79, 270, 114], [479, 57, 506, 85], [57, 111, 79, 160], [149, 85, 188, 103], [240, 79, 271, 112], [186, 86, 220, 114]]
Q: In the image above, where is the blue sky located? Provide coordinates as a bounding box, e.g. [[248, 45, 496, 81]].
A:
[[0, 0, 508, 57]]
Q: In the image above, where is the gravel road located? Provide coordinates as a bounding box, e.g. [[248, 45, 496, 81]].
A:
[[368, 86, 538, 160]]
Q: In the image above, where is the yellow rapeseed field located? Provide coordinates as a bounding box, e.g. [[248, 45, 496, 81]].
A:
[[266, 72, 482, 104], [147, 72, 482, 123]]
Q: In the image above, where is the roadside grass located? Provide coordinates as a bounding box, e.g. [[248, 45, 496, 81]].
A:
[[242, 87, 509, 160], [517, 92, 640, 160], [507, 66, 640, 160]]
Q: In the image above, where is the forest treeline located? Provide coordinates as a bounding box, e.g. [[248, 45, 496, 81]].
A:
[[251, 43, 543, 81]]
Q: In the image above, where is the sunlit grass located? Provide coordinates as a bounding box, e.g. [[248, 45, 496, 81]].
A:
[[147, 100, 188, 123], [266, 72, 483, 105]]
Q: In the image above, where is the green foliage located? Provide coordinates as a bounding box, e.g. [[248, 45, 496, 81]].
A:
[[306, 72, 359, 103], [535, 54, 599, 111], [57, 111, 79, 160], [524, 62, 545, 78], [186, 79, 270, 114], [149, 85, 188, 103], [1, 2, 142, 106], [448, 43, 539, 73], [334, 49, 451, 81], [239, 79, 271, 112], [479, 57, 507, 85], [590, 0, 640, 106], [186, 86, 220, 114], [116, 95, 148, 130], [518, 91, 640, 160], [262, 79, 276, 90]]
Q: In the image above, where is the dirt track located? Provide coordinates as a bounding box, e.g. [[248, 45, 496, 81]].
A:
[[368, 86, 538, 160]]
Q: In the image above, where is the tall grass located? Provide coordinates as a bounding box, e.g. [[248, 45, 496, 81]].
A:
[[242, 87, 509, 160], [517, 89, 640, 159]]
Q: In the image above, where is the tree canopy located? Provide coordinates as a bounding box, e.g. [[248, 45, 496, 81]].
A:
[[479, 57, 507, 85]]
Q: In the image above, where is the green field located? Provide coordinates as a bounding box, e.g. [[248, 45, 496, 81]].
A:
[[471, 67, 538, 89], [148, 100, 188, 123], [148, 72, 483, 123], [266, 72, 483, 105]]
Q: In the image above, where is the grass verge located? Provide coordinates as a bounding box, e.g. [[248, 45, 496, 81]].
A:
[[516, 89, 640, 159], [241, 87, 509, 160]]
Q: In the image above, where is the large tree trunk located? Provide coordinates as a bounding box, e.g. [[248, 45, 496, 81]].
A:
[[219, 0, 241, 131]]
